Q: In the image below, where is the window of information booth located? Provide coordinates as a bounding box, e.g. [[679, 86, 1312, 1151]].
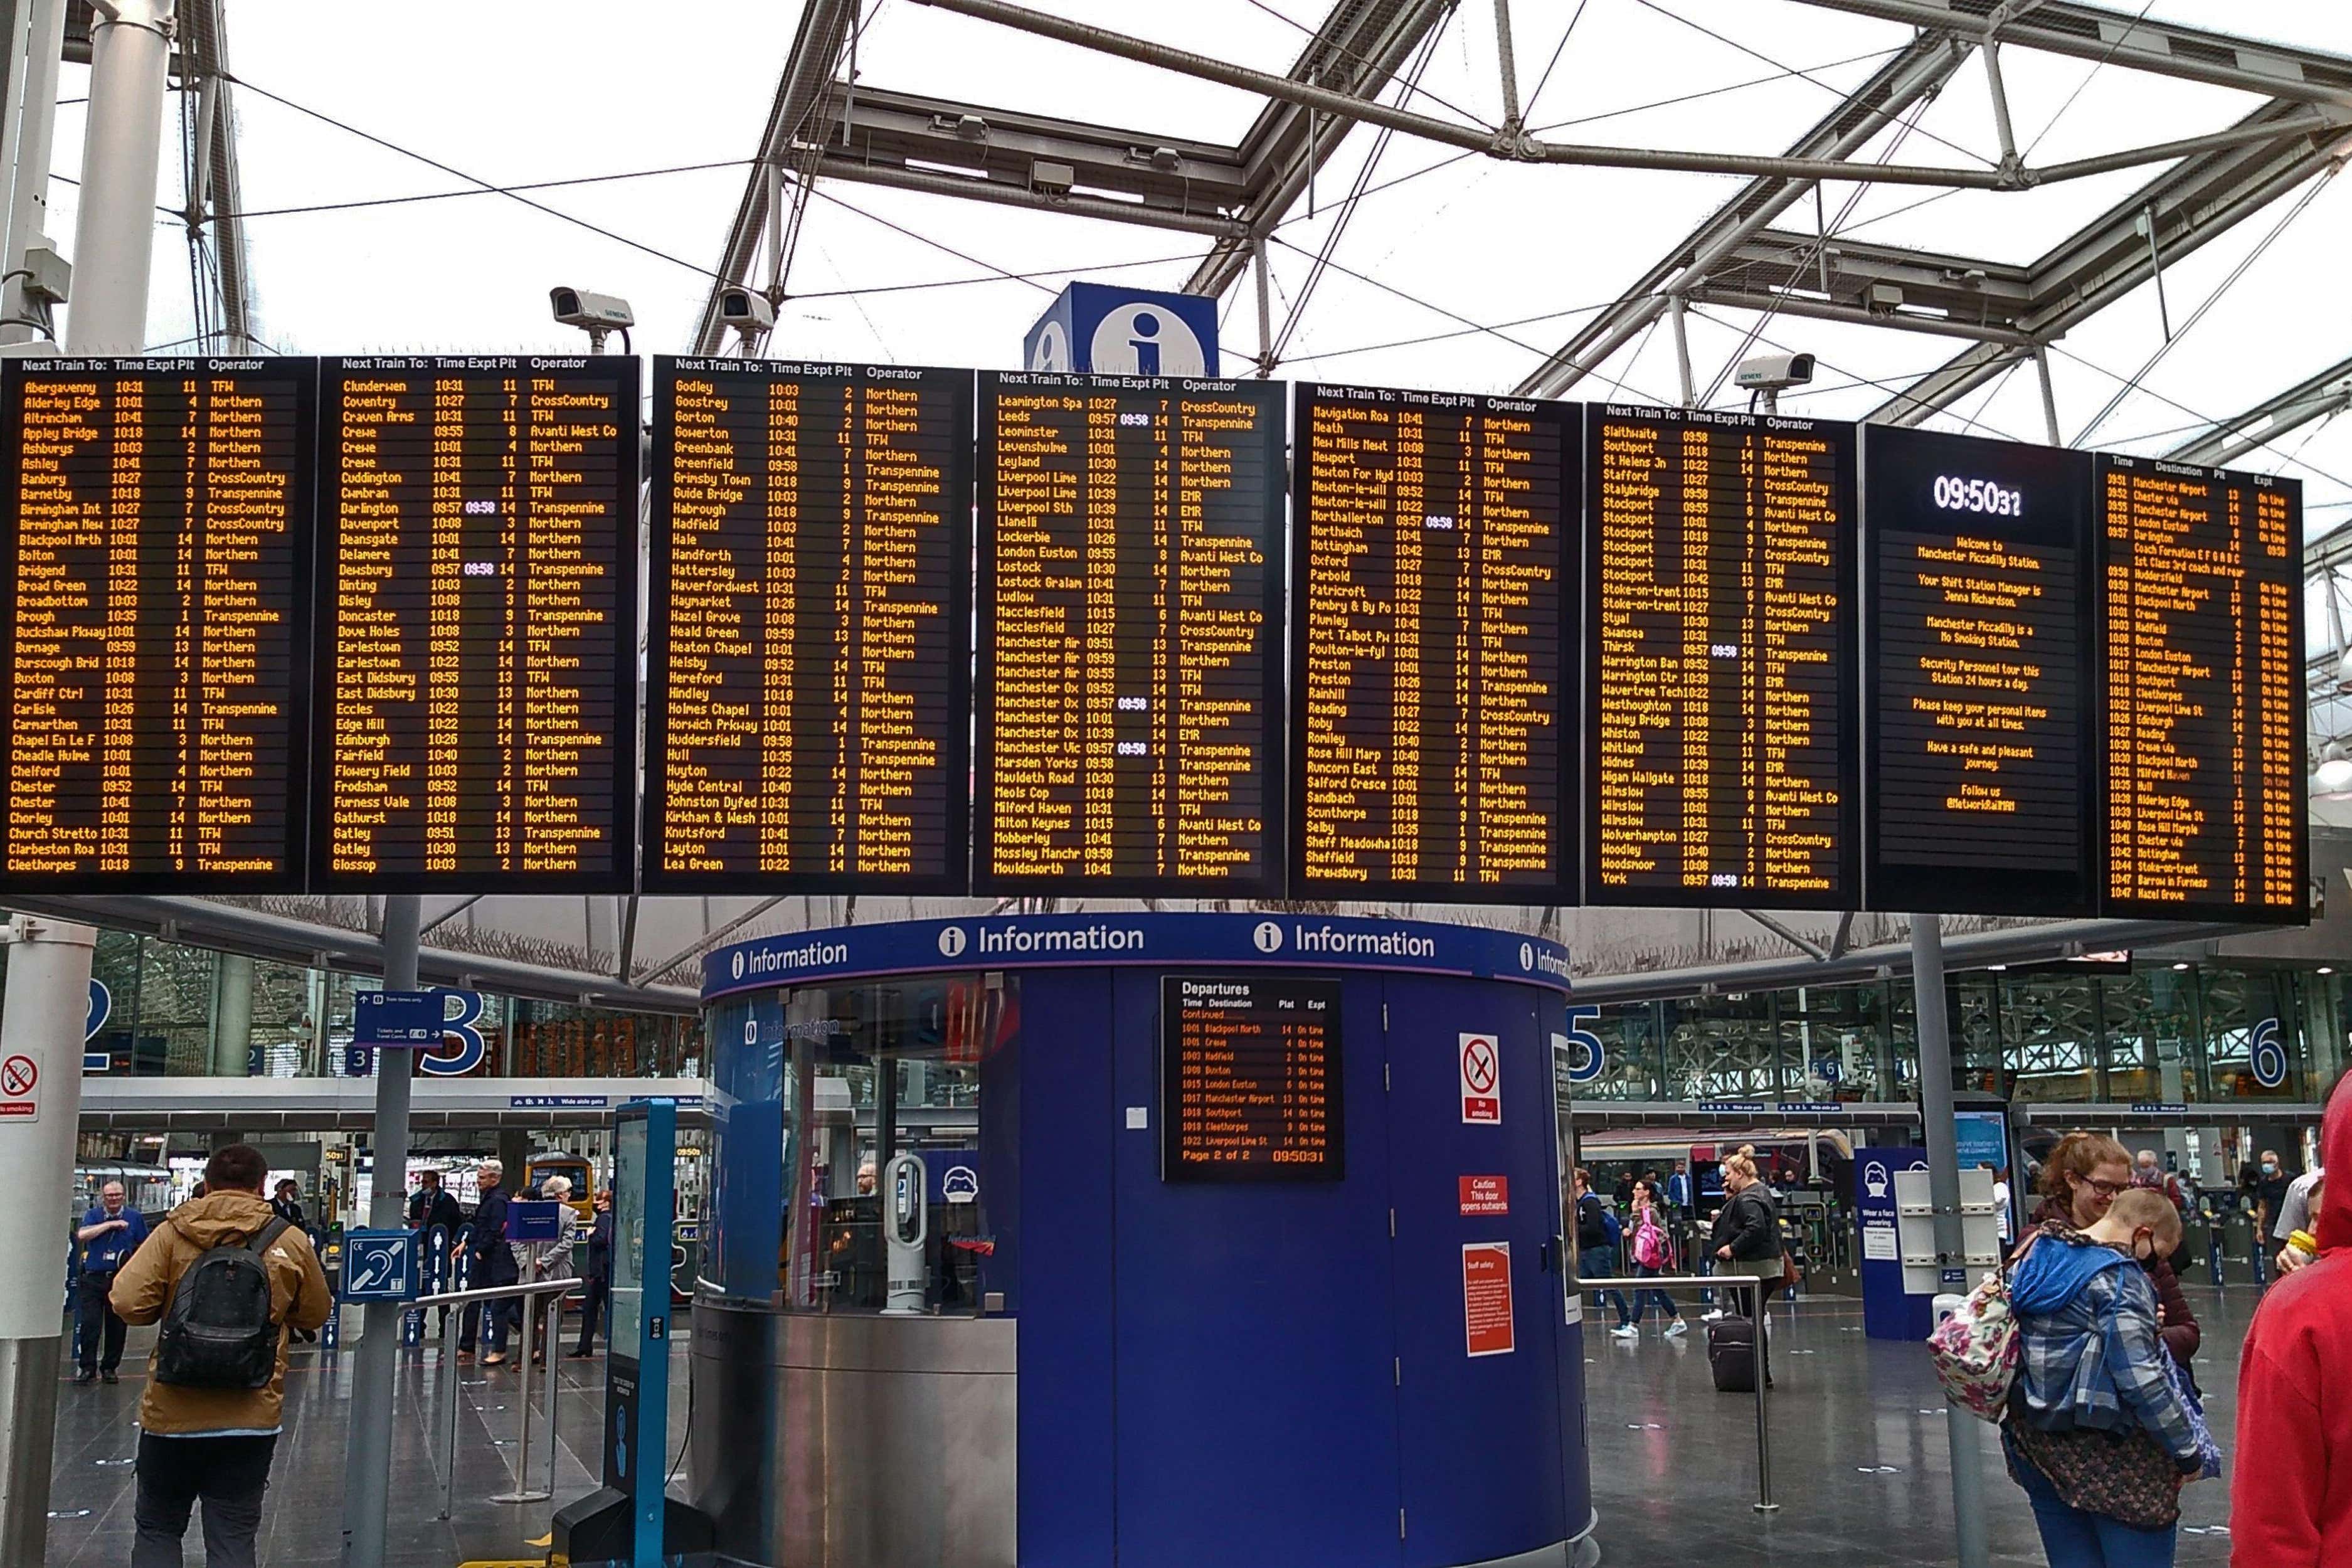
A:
[[706, 973, 1012, 1315]]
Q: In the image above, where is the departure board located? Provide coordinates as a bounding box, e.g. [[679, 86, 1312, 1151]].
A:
[[1865, 426, 2095, 916], [315, 356, 638, 891], [2099, 454, 2304, 921], [1161, 973, 1342, 1182], [976, 372, 1286, 896], [1585, 405, 1857, 907], [1289, 382, 1576, 901], [0, 358, 315, 889], [645, 359, 971, 893]]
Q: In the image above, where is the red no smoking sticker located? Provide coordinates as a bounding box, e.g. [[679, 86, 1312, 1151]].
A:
[[0, 1052, 38, 1121], [1459, 1033, 1501, 1125], [1463, 1242, 1515, 1357], [1459, 1175, 1509, 1216]]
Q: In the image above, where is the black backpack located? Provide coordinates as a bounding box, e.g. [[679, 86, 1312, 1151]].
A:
[[154, 1218, 290, 1389]]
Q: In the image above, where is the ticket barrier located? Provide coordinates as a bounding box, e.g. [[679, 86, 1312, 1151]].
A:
[[2193, 1212, 2264, 1288]]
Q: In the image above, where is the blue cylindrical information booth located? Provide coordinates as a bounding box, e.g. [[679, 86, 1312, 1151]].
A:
[[689, 913, 1596, 1568]]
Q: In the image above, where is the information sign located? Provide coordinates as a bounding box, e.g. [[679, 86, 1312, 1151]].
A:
[[975, 372, 1286, 895], [2097, 454, 2304, 920], [0, 357, 316, 889], [1584, 405, 1858, 907], [1463, 1241, 1515, 1356], [1459, 1175, 1509, 1216], [1864, 426, 2095, 915], [314, 356, 638, 891], [1459, 1031, 1502, 1125], [1160, 973, 1342, 1181], [352, 989, 445, 1047], [1288, 382, 1576, 900], [340, 1228, 420, 1303], [645, 359, 972, 891]]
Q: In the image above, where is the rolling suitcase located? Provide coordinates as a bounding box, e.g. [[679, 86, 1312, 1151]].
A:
[[1707, 1313, 1756, 1394]]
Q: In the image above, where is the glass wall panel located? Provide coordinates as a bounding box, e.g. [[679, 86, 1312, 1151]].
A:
[[2200, 968, 2303, 1103], [1774, 983, 1886, 1099], [1998, 973, 2099, 1103], [1658, 993, 1777, 1099], [1581, 1003, 1666, 1101], [2097, 968, 2198, 1103]]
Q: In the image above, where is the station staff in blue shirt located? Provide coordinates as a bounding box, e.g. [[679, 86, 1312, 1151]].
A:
[[75, 1181, 148, 1384]]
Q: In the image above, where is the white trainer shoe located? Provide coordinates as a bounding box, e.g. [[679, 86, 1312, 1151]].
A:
[[1611, 1324, 1640, 1340], [1664, 1319, 1690, 1338]]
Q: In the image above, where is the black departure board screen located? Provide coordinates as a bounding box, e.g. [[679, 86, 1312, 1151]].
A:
[[315, 356, 638, 891], [0, 358, 315, 889], [976, 372, 1286, 896], [1290, 382, 1576, 901], [1161, 973, 1342, 1182], [2099, 454, 2304, 921], [1586, 405, 1857, 907], [645, 359, 971, 893], [1865, 427, 2095, 916]]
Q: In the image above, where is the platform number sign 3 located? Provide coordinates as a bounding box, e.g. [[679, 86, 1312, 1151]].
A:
[[2249, 1017, 2288, 1089], [418, 990, 489, 1078]]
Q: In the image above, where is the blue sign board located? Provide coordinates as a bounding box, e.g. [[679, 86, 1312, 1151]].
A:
[[2130, 1102, 2191, 1115], [1780, 1101, 1843, 1115], [511, 1094, 610, 1110], [1857, 1147, 1934, 1341], [1953, 1110, 2009, 1175], [704, 913, 1573, 1002], [340, 1229, 421, 1303], [82, 1051, 107, 1073], [1697, 1101, 1769, 1115], [85, 979, 110, 1041], [354, 990, 445, 1048], [1560, 1005, 1604, 1084], [506, 1199, 563, 1242], [1022, 282, 1220, 376]]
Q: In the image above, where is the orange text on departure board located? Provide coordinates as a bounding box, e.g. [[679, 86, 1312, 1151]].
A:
[[3, 359, 304, 882], [1294, 384, 1566, 893]]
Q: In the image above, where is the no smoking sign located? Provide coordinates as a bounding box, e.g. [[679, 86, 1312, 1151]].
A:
[[0, 1052, 39, 1122], [1459, 1033, 1502, 1125]]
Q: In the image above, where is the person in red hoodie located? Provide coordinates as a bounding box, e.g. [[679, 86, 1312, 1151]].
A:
[[2234, 1069, 2352, 1567]]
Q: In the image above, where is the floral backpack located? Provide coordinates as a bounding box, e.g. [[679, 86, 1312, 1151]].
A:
[[1927, 1237, 2035, 1422]]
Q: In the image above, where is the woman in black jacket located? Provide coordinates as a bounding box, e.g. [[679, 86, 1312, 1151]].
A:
[[1708, 1152, 1784, 1378]]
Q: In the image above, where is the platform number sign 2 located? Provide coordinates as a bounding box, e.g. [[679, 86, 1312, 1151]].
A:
[[2249, 1017, 2288, 1089]]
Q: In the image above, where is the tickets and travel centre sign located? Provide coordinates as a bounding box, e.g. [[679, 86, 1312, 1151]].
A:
[[702, 913, 1572, 1001]]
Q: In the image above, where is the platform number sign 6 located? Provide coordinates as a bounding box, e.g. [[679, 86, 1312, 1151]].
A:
[[2249, 1017, 2288, 1090], [1564, 1005, 1605, 1085], [417, 989, 489, 1078]]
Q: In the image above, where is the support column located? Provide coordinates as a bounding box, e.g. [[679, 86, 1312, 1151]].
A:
[[64, 0, 174, 353], [211, 951, 253, 1078], [2033, 344, 2062, 446], [0, 0, 66, 344], [1912, 916, 1989, 1568], [0, 914, 97, 1565], [339, 896, 419, 1568]]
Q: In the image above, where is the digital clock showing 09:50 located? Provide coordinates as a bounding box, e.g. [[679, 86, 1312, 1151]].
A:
[[1933, 474, 2024, 516]]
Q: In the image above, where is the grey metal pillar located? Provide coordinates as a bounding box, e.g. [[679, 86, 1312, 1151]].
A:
[[1912, 915, 1989, 1568], [339, 894, 421, 1568], [0, 0, 66, 344], [211, 950, 254, 1078], [64, 0, 174, 352], [0, 914, 96, 1565]]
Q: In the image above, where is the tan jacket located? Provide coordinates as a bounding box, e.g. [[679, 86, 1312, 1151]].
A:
[[109, 1190, 331, 1436]]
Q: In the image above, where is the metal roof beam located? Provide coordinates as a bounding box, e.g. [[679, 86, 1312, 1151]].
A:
[[1702, 227, 2033, 325], [1867, 101, 2352, 423], [1786, 0, 2352, 109], [691, 0, 862, 355], [1187, 0, 1454, 296], [811, 83, 1251, 236], [2169, 353, 2352, 468], [1512, 34, 1973, 398]]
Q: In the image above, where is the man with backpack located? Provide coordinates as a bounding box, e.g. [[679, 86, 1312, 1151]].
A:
[[108, 1142, 330, 1568], [1571, 1168, 1632, 1330]]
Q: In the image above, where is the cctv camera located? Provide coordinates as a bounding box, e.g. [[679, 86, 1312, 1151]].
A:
[[720, 287, 776, 332], [549, 287, 635, 331], [1734, 352, 1815, 393]]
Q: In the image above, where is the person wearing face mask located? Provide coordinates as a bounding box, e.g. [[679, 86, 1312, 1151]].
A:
[[2030, 1131, 2200, 1365], [2250, 1149, 2294, 1251], [2233, 1074, 2352, 1565], [2005, 1187, 2208, 1565]]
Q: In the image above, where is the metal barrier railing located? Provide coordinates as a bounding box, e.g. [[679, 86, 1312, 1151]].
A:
[[1574, 1274, 1779, 1513], [410, 1278, 581, 1516]]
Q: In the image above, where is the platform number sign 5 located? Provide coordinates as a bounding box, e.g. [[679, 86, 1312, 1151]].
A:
[[417, 990, 489, 1078], [1562, 1006, 1605, 1085], [2249, 1017, 2288, 1089]]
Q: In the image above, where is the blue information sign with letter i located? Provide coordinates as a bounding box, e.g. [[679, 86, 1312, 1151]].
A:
[[340, 1229, 420, 1303]]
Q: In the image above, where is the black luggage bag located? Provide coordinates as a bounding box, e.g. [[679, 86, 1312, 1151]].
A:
[[1707, 1313, 1756, 1394]]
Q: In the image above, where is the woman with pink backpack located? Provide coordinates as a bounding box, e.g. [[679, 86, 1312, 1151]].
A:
[[1611, 1179, 1688, 1340]]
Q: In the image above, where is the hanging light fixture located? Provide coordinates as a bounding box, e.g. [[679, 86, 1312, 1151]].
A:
[[2317, 739, 2352, 793]]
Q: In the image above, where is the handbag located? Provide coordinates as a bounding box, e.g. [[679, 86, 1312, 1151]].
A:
[[1927, 1233, 2039, 1422], [2006, 1416, 2183, 1531]]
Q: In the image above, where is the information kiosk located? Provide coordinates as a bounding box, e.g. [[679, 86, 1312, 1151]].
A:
[[692, 912, 1597, 1568]]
